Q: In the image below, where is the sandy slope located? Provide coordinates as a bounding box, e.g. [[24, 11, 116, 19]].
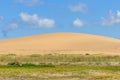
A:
[[0, 32, 120, 55]]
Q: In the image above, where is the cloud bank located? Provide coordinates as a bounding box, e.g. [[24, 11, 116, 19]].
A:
[[69, 3, 87, 13], [15, 0, 45, 6], [20, 12, 56, 28], [1, 12, 56, 37], [102, 10, 120, 26]]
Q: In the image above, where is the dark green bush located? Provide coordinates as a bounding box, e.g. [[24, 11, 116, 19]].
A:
[[21, 63, 36, 67], [85, 53, 90, 55], [7, 61, 21, 66], [39, 63, 55, 67]]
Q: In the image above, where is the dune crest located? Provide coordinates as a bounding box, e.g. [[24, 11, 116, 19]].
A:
[[0, 32, 120, 55]]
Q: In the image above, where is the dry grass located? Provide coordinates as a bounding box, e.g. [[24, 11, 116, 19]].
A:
[[0, 54, 120, 66], [0, 54, 119, 80]]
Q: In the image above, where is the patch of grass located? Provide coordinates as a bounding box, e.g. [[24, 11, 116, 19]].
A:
[[0, 65, 119, 80], [0, 54, 120, 66], [6, 54, 16, 56], [21, 63, 36, 67], [0, 54, 120, 80], [40, 63, 55, 67], [7, 62, 56, 68]]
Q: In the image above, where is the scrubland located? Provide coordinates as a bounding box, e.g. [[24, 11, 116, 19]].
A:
[[0, 54, 119, 80]]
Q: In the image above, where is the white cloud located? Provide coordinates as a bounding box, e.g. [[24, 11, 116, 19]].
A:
[[102, 10, 120, 26], [0, 16, 3, 21], [69, 3, 87, 13], [117, 11, 120, 17], [16, 0, 44, 6], [3, 23, 18, 31], [20, 12, 55, 28], [73, 18, 84, 27], [2, 23, 18, 36]]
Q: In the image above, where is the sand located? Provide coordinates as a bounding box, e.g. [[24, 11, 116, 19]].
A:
[[0, 32, 120, 55]]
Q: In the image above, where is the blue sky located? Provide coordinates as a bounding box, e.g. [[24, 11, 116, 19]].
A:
[[0, 0, 120, 39]]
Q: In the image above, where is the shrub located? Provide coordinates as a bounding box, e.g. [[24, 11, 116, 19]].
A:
[[85, 53, 90, 55], [22, 63, 36, 67], [29, 54, 41, 57], [39, 63, 55, 67], [7, 61, 21, 66], [7, 54, 16, 56]]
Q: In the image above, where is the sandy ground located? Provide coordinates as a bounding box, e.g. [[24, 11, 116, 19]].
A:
[[0, 32, 120, 55]]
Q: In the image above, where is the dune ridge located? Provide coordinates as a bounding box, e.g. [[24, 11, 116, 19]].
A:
[[0, 32, 120, 55]]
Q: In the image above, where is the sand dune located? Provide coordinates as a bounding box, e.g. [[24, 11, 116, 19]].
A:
[[0, 32, 120, 55]]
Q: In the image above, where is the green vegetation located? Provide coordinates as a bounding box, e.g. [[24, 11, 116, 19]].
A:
[[0, 54, 120, 65], [0, 65, 120, 80], [0, 54, 119, 80]]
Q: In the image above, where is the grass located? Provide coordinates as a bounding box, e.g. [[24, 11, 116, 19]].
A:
[[0, 54, 120, 80], [0, 54, 120, 65], [0, 65, 119, 80]]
